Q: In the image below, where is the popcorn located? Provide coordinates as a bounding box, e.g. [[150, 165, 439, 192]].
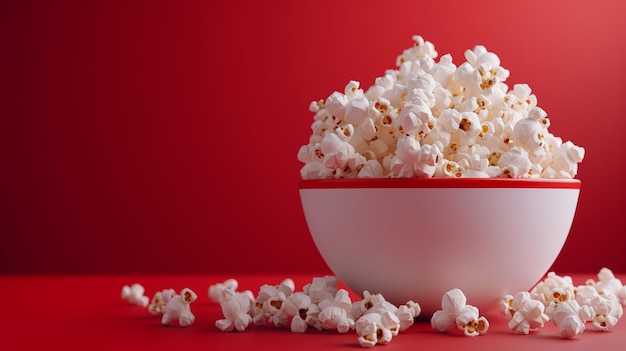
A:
[[215, 287, 254, 332], [585, 267, 626, 302], [298, 35, 584, 179], [530, 272, 576, 309], [148, 289, 175, 315], [318, 289, 355, 333], [431, 288, 489, 336], [550, 300, 586, 338], [500, 291, 549, 334], [582, 294, 623, 331], [121, 283, 149, 307], [208, 278, 239, 303], [253, 278, 294, 328], [355, 311, 400, 348], [161, 288, 198, 327], [396, 300, 421, 332], [283, 292, 320, 333]]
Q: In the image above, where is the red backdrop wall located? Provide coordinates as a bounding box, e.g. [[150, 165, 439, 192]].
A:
[[1, 0, 625, 274]]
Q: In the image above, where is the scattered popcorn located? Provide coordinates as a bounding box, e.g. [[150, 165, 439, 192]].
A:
[[121, 283, 149, 307], [161, 288, 198, 327], [500, 291, 549, 334], [431, 288, 489, 336], [317, 289, 355, 333], [208, 278, 239, 303], [283, 292, 321, 333], [396, 300, 421, 332], [148, 289, 175, 315], [298, 35, 584, 179], [582, 294, 623, 331], [356, 311, 400, 348], [208, 276, 420, 348], [550, 300, 586, 338], [502, 268, 625, 337], [530, 271, 576, 310], [215, 287, 254, 332], [253, 278, 294, 328], [586, 267, 626, 304]]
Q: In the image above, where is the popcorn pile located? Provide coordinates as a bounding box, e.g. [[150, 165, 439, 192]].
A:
[[207, 276, 421, 347], [120, 268, 625, 346], [298, 35, 585, 179], [500, 267, 625, 338]]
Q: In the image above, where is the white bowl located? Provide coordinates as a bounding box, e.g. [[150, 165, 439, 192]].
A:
[[299, 178, 581, 317]]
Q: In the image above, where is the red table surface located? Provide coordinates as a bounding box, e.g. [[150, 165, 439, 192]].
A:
[[1, 273, 625, 350]]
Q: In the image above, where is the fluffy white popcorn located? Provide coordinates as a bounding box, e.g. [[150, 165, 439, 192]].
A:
[[585, 267, 626, 301], [121, 283, 149, 307], [283, 292, 320, 333], [254, 279, 294, 328], [299, 36, 584, 179], [351, 291, 398, 321], [355, 311, 400, 348], [431, 288, 489, 336], [208, 278, 239, 304], [215, 287, 254, 332], [583, 294, 623, 331], [148, 289, 176, 315], [318, 289, 355, 333], [396, 301, 421, 332], [303, 275, 338, 304], [550, 300, 586, 338], [500, 291, 549, 334], [530, 271, 576, 308], [161, 288, 198, 327]]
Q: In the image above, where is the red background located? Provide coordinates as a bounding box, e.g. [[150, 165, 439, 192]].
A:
[[1, 0, 625, 275]]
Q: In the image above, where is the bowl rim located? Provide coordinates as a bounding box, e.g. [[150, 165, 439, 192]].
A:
[[299, 178, 581, 189]]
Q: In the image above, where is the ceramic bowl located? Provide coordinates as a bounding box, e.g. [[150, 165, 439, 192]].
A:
[[299, 178, 581, 317]]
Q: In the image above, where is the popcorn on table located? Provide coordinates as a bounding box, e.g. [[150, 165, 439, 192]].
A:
[[161, 288, 198, 327], [121, 283, 149, 307], [215, 286, 254, 332], [298, 35, 585, 179], [209, 276, 420, 348], [148, 288, 176, 315], [500, 291, 549, 334], [501, 268, 625, 337], [431, 288, 489, 336]]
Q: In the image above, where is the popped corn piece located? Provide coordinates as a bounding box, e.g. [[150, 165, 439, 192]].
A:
[[320, 133, 365, 176], [283, 292, 318, 333], [208, 278, 239, 303], [498, 147, 532, 178], [161, 288, 198, 327], [502, 291, 549, 334], [413, 143, 441, 178], [253, 280, 291, 326], [345, 95, 370, 125], [318, 289, 355, 333], [551, 300, 585, 338], [351, 291, 398, 321], [435, 159, 464, 178], [390, 136, 421, 178], [355, 311, 400, 347], [148, 289, 175, 315], [358, 159, 384, 178], [396, 301, 421, 332], [121, 283, 149, 307], [586, 267, 625, 298], [215, 288, 254, 332], [431, 288, 488, 336], [585, 294, 623, 331], [303, 275, 338, 304], [531, 272, 576, 308]]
